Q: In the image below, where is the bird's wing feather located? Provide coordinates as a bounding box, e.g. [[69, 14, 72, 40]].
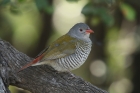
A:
[[40, 34, 77, 61], [18, 34, 77, 72]]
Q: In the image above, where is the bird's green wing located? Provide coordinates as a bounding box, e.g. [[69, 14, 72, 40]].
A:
[[40, 34, 77, 61]]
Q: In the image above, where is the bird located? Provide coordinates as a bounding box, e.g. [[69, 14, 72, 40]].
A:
[[19, 23, 93, 72]]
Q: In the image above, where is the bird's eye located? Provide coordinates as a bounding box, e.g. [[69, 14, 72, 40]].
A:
[[79, 29, 83, 32]]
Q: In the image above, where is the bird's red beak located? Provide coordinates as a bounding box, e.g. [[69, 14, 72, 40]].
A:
[[86, 29, 94, 33]]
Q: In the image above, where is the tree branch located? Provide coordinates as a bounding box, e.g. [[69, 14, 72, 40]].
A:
[[0, 38, 109, 93]]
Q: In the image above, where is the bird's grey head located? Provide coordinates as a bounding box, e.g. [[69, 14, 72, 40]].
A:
[[67, 23, 93, 41]]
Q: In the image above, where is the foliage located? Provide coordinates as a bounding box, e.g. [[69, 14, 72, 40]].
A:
[[0, 0, 53, 14], [120, 2, 136, 21], [0, 0, 10, 5], [35, 0, 53, 14], [66, 0, 80, 2], [82, 3, 114, 26]]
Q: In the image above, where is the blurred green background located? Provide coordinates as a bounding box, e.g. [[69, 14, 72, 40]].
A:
[[0, 0, 140, 93]]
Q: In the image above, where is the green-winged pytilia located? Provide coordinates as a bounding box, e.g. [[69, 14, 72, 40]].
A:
[[19, 23, 94, 72]]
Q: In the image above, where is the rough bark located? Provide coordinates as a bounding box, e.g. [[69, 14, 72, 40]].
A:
[[0, 38, 109, 93]]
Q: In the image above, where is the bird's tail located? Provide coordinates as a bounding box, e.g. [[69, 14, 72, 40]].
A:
[[18, 54, 44, 72]]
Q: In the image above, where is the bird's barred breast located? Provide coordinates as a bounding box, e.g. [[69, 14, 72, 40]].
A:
[[56, 41, 92, 71]]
